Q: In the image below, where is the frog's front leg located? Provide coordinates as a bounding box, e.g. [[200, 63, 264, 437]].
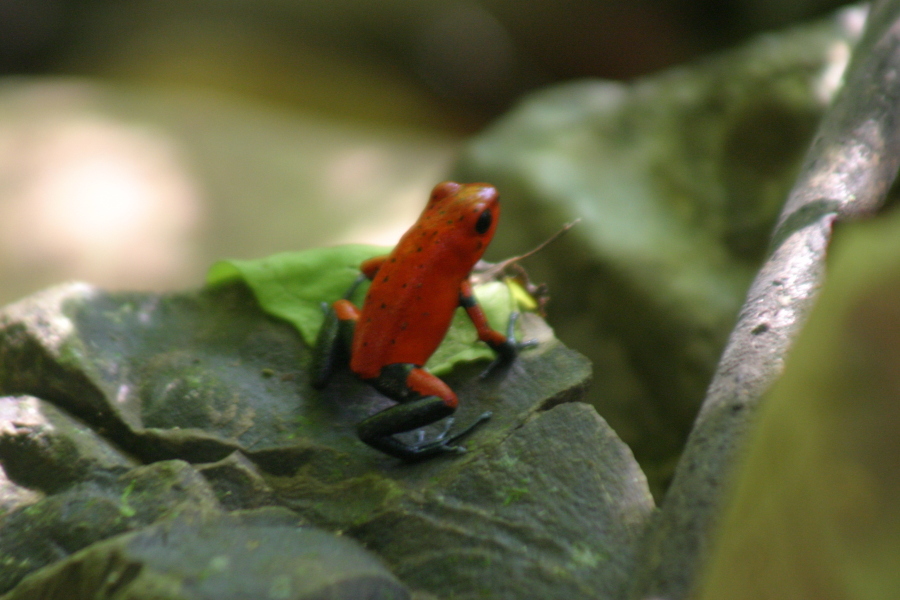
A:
[[359, 364, 491, 460], [310, 296, 362, 389], [310, 268, 377, 389], [458, 280, 536, 376]]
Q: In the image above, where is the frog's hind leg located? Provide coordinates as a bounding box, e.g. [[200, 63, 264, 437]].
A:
[[359, 365, 491, 460]]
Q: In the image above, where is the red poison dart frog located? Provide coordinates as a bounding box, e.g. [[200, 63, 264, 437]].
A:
[[311, 181, 532, 460]]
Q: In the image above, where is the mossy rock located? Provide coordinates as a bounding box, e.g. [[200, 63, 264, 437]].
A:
[[0, 282, 653, 599]]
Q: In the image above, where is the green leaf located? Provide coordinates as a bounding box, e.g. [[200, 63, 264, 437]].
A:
[[207, 245, 388, 345], [206, 247, 529, 375], [426, 281, 519, 375]]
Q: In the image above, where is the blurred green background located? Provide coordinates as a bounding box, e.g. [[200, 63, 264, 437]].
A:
[[0, 0, 851, 124], [0, 0, 848, 306]]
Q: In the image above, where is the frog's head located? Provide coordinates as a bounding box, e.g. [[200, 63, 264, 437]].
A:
[[423, 181, 500, 260]]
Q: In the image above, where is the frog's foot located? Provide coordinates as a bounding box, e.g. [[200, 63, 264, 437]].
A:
[[416, 416, 456, 444], [358, 396, 491, 461], [481, 312, 538, 378], [440, 411, 492, 446], [409, 411, 492, 456]]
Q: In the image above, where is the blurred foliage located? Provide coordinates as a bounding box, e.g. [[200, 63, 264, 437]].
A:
[[0, 0, 856, 306], [0, 0, 852, 130]]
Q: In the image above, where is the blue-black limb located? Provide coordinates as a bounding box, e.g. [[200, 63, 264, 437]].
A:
[[310, 274, 367, 389], [357, 396, 492, 460]]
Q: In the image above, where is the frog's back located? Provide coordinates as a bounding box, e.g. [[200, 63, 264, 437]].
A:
[[349, 182, 500, 379]]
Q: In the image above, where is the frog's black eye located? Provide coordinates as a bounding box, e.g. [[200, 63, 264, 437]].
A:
[[475, 209, 492, 234]]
